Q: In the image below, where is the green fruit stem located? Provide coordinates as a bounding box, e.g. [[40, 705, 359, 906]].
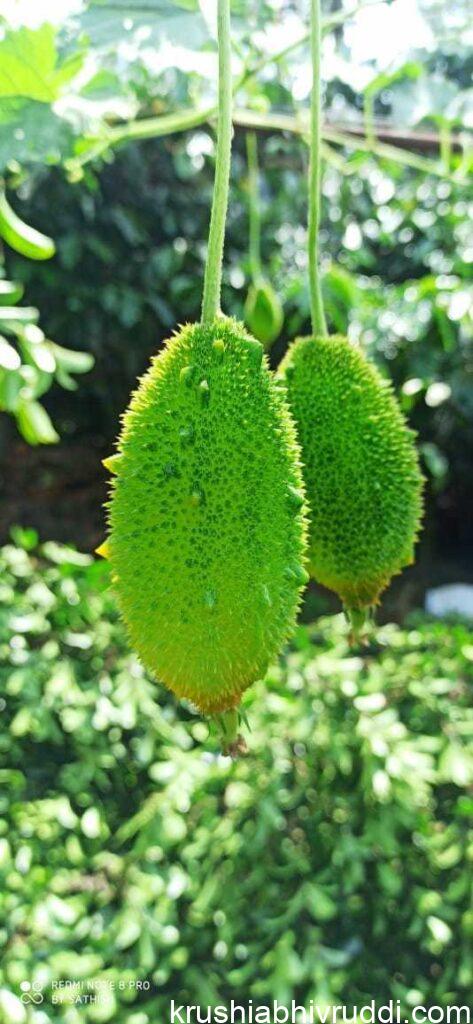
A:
[[345, 605, 368, 644], [201, 0, 233, 325], [214, 708, 247, 757], [308, 0, 328, 336], [246, 131, 262, 282]]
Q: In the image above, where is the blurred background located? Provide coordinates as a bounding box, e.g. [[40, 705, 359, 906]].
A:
[[0, 0, 472, 1020]]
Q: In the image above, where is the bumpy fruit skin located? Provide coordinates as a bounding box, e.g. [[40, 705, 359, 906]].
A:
[[278, 335, 423, 611], [106, 317, 308, 715], [244, 279, 284, 348]]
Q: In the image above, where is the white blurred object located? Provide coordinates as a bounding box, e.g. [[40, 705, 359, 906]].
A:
[[345, 0, 434, 66], [0, 0, 81, 28], [425, 584, 473, 620]]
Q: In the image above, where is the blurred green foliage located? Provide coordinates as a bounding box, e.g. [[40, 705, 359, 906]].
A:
[[0, 534, 472, 1020], [0, 188, 94, 442], [0, 289, 94, 445]]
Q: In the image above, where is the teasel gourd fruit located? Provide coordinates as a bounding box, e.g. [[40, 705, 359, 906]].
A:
[[103, 317, 308, 719], [278, 335, 423, 635]]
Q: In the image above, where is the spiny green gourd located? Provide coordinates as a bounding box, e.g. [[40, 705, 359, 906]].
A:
[[104, 316, 308, 716], [278, 335, 423, 625]]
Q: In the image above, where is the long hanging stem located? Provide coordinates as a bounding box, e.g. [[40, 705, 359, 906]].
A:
[[308, 0, 328, 336], [246, 131, 262, 282], [201, 0, 233, 325]]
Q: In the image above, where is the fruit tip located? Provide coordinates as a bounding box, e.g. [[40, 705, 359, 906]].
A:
[[95, 540, 111, 560], [102, 453, 122, 474]]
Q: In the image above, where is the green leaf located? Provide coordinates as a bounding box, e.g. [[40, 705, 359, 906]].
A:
[[0, 279, 24, 303], [16, 398, 59, 445], [78, 0, 209, 53], [55, 366, 78, 391], [19, 336, 56, 374], [0, 366, 22, 411], [439, 742, 473, 787], [50, 342, 94, 374], [421, 442, 448, 481], [305, 883, 338, 921], [115, 913, 141, 950], [427, 915, 452, 945], [0, 98, 73, 171], [0, 306, 39, 330], [364, 61, 423, 99], [0, 335, 21, 371], [9, 525, 39, 550], [0, 23, 83, 102]]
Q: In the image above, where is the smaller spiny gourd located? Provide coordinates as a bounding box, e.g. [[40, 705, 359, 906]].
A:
[[103, 317, 308, 719], [279, 335, 423, 631], [244, 278, 284, 348]]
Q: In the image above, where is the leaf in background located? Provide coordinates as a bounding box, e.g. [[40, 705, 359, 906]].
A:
[[19, 336, 56, 374], [391, 75, 460, 128], [51, 342, 94, 390], [79, 68, 124, 100], [77, 0, 209, 54], [0, 98, 74, 171], [16, 398, 59, 445], [364, 61, 424, 100], [0, 306, 39, 331], [50, 343, 94, 374], [0, 279, 24, 303], [421, 442, 448, 485], [323, 264, 360, 334], [0, 189, 56, 259], [0, 23, 83, 102], [0, 334, 21, 371], [9, 526, 39, 551], [0, 365, 22, 411], [439, 742, 473, 787]]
